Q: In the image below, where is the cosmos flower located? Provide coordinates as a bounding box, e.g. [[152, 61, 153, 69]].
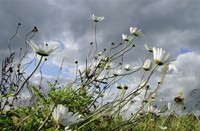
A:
[[27, 40, 58, 56], [130, 27, 144, 37], [90, 14, 104, 22], [52, 104, 83, 127], [153, 47, 173, 65], [142, 59, 152, 71], [122, 34, 133, 41]]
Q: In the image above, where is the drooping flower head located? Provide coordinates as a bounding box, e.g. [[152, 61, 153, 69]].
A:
[[144, 44, 153, 52], [90, 14, 104, 22], [27, 40, 58, 56], [130, 27, 144, 37], [52, 104, 83, 127], [143, 59, 152, 71], [147, 106, 160, 115], [122, 34, 133, 41], [125, 64, 132, 71], [105, 62, 114, 70], [113, 69, 123, 76], [153, 47, 173, 65]]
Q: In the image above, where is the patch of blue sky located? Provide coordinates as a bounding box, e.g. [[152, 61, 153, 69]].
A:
[[24, 59, 60, 76], [40, 64, 60, 76], [180, 48, 191, 54], [57, 40, 65, 50]]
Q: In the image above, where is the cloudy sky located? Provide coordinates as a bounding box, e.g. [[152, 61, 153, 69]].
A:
[[0, 0, 199, 113]]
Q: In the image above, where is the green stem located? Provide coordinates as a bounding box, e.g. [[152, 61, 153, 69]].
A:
[[16, 56, 43, 95], [93, 23, 97, 56]]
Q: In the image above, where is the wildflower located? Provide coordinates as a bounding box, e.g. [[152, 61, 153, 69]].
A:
[[105, 62, 114, 70], [27, 40, 58, 56], [147, 106, 160, 114], [122, 34, 133, 41], [101, 57, 109, 62], [113, 69, 123, 76], [125, 64, 132, 71], [167, 102, 173, 111], [142, 59, 152, 71], [52, 104, 83, 127], [159, 126, 167, 130], [65, 126, 71, 131], [130, 27, 143, 37], [144, 44, 153, 52], [116, 83, 122, 89], [153, 47, 173, 65], [98, 52, 102, 56], [90, 14, 104, 22]]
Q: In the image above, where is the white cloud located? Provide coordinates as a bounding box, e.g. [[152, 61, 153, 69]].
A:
[[158, 51, 200, 110]]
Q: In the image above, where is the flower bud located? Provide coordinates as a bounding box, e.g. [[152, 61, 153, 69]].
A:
[[143, 59, 152, 71]]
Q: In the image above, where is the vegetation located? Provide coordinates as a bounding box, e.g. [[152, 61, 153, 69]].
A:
[[0, 15, 199, 131]]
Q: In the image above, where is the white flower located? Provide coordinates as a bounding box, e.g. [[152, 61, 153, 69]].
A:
[[142, 59, 152, 71], [53, 104, 83, 127], [159, 126, 167, 130], [105, 62, 114, 70], [27, 40, 58, 56], [116, 83, 123, 89], [64, 126, 71, 131], [122, 34, 133, 41], [147, 106, 160, 114], [113, 69, 123, 76], [125, 64, 132, 71], [130, 27, 144, 37], [167, 102, 172, 111], [144, 44, 153, 52], [90, 14, 104, 22], [153, 47, 173, 65], [98, 52, 103, 56]]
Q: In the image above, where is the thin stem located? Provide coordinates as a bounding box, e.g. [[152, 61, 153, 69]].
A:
[[38, 100, 57, 131], [15, 56, 43, 96], [93, 23, 98, 56], [8, 23, 21, 54]]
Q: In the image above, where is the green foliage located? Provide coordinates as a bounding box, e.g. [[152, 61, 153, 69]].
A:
[[0, 15, 199, 131], [0, 112, 15, 131], [48, 84, 93, 113]]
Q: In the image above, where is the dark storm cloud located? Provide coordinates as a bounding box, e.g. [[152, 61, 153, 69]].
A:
[[1, 0, 199, 59]]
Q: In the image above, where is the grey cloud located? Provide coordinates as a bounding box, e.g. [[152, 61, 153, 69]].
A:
[[0, 0, 199, 112]]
